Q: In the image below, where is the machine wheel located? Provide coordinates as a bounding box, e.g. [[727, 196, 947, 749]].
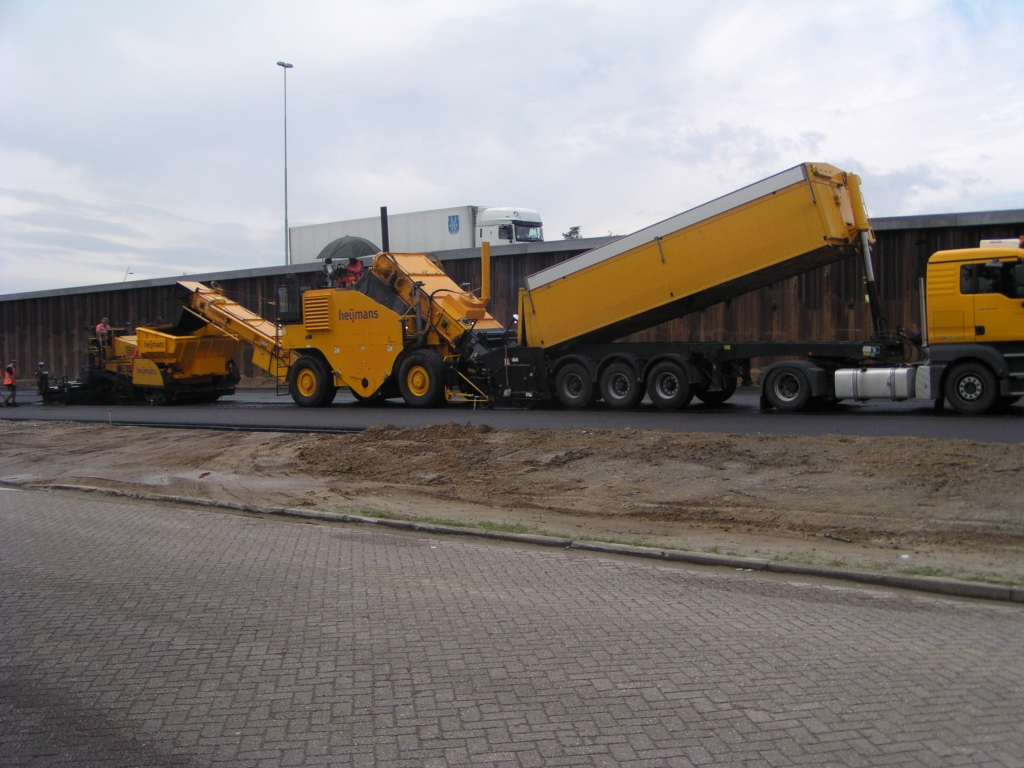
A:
[[944, 362, 997, 415], [320, 383, 338, 407], [646, 361, 693, 410], [351, 389, 384, 405], [695, 376, 738, 405], [599, 362, 643, 409], [289, 356, 333, 408], [555, 363, 594, 410], [764, 367, 811, 412], [398, 350, 446, 407]]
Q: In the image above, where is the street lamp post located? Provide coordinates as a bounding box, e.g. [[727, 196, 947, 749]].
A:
[[276, 61, 293, 265]]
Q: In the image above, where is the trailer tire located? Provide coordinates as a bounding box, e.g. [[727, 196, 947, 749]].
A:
[[399, 350, 446, 408], [555, 363, 594, 409], [599, 362, 643, 409], [944, 362, 997, 415], [646, 361, 693, 410], [289, 356, 334, 408], [695, 376, 737, 405], [765, 367, 811, 412]]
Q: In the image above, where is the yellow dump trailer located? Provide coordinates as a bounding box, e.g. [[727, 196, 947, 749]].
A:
[[519, 163, 871, 351]]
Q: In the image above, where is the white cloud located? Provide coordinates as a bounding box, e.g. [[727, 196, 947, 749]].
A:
[[1, 0, 1022, 293]]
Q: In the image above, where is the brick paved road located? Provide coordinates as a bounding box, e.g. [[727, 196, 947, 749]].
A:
[[1, 489, 1022, 767]]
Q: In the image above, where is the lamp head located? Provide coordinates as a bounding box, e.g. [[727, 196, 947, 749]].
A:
[[277, 61, 293, 69]]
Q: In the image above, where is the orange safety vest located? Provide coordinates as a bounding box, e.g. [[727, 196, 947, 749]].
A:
[[3, 366, 14, 386]]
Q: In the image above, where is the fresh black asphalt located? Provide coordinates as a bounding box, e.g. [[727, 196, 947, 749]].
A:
[[3, 387, 1023, 442]]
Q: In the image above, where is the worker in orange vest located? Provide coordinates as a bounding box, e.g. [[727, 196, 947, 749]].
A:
[[3, 359, 16, 407], [94, 316, 112, 357], [342, 257, 364, 287]]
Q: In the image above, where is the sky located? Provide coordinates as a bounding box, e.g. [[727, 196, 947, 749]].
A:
[[1, 0, 1022, 295]]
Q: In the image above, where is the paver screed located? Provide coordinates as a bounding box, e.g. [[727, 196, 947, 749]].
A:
[[1, 488, 1023, 767]]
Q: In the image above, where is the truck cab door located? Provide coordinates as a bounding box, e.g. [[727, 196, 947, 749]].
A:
[[971, 259, 1024, 343], [927, 261, 973, 342]]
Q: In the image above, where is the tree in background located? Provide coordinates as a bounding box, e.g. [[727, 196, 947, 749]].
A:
[[562, 226, 581, 240]]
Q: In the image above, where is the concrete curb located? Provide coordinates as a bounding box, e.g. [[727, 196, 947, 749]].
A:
[[10, 481, 1024, 604]]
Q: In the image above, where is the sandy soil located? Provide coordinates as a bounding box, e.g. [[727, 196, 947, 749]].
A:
[[2, 420, 1022, 585]]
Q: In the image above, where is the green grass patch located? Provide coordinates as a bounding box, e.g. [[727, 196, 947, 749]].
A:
[[963, 574, 1023, 587], [705, 545, 721, 554], [898, 565, 955, 579], [826, 559, 847, 568], [478, 521, 531, 534], [346, 508, 394, 519]]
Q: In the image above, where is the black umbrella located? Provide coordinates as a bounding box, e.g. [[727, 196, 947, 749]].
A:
[[315, 236, 380, 262]]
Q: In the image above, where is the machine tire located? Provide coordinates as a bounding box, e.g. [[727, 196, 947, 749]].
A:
[[695, 376, 738, 405], [351, 389, 384, 405], [320, 383, 338, 407], [289, 356, 333, 408], [764, 367, 812, 412], [599, 362, 643, 409], [555, 362, 594, 410], [944, 362, 997, 415], [646, 361, 693, 410], [398, 350, 446, 407]]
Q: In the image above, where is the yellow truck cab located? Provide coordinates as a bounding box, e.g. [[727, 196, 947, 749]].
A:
[[924, 244, 1024, 412]]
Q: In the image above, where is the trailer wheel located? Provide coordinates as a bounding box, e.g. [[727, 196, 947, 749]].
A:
[[289, 356, 333, 408], [695, 376, 737, 405], [555, 363, 594, 409], [646, 361, 693, 410], [944, 362, 997, 415], [765, 367, 811, 412], [399, 350, 446, 407], [599, 362, 643, 409]]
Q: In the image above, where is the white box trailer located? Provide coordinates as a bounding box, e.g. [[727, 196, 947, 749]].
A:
[[289, 206, 543, 263]]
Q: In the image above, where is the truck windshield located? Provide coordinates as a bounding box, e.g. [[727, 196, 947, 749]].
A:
[[514, 223, 544, 242]]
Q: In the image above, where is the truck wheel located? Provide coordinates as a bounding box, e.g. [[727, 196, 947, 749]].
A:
[[289, 356, 334, 408], [646, 361, 693, 410], [555, 363, 594, 409], [765, 367, 811, 412], [695, 376, 737, 405], [398, 350, 446, 407], [599, 362, 642, 409], [944, 362, 997, 415]]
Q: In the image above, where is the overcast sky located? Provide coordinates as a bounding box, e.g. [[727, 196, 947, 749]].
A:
[[1, 0, 1022, 295]]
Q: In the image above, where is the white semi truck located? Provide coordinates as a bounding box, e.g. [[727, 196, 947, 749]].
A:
[[289, 206, 543, 263]]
